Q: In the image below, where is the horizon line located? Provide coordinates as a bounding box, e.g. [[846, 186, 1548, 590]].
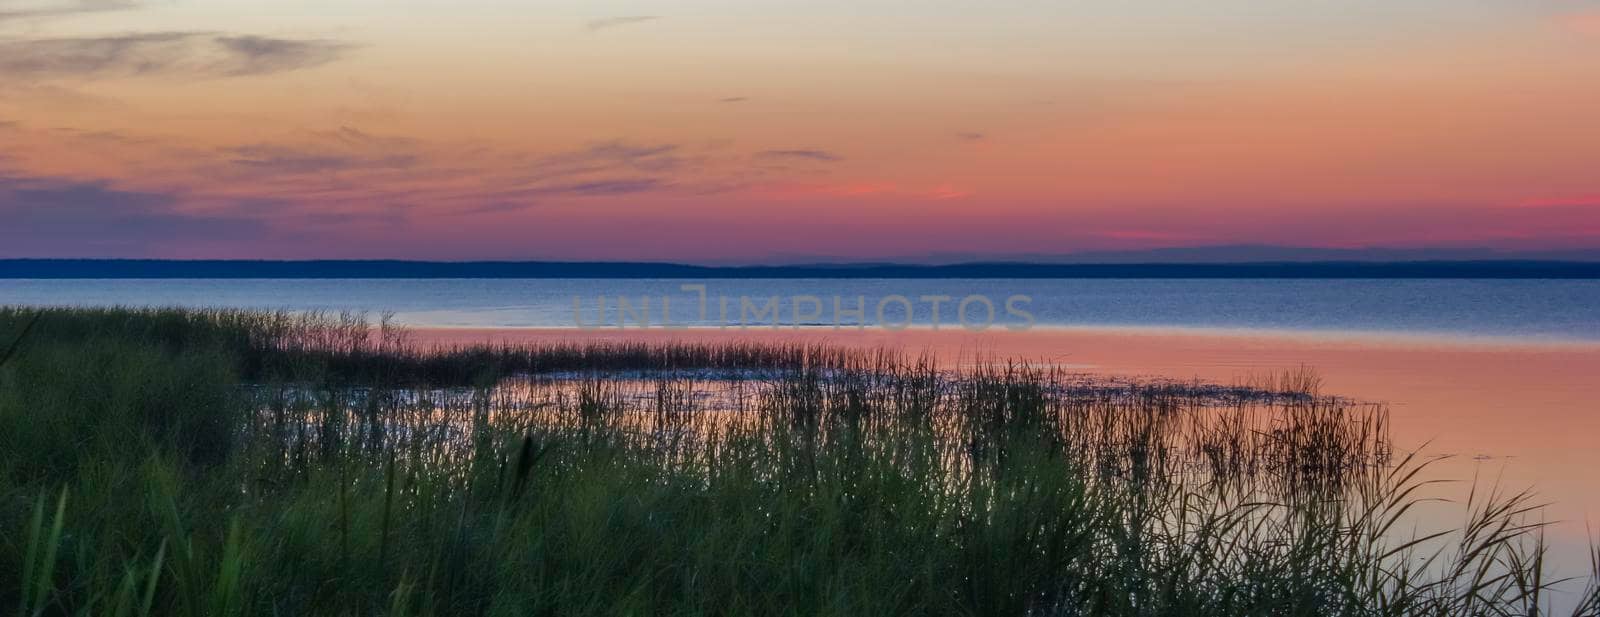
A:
[[4, 258, 1600, 279]]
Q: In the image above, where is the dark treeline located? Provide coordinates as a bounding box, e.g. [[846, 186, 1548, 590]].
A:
[[6, 259, 1600, 278]]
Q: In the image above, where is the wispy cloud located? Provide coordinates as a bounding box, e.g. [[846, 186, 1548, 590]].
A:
[[519, 141, 684, 182], [2, 119, 860, 237], [0, 170, 264, 256], [459, 178, 668, 215], [754, 181, 970, 201], [756, 149, 842, 162], [207, 137, 696, 216], [203, 127, 427, 180], [718, 97, 748, 103], [228, 147, 408, 176], [211, 35, 351, 76], [456, 141, 689, 212], [45, 127, 156, 145], [585, 16, 658, 31], [956, 132, 985, 141], [541, 178, 662, 195], [0, 32, 353, 80], [0, 0, 134, 21], [312, 126, 419, 151], [482, 178, 664, 203]]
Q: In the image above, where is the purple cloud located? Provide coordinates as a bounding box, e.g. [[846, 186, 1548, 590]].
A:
[[0, 171, 264, 257], [0, 32, 352, 79], [756, 149, 842, 162]]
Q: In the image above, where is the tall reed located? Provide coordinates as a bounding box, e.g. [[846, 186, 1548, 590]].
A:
[[1, 307, 1595, 616]]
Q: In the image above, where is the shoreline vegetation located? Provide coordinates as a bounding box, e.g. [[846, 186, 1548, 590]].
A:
[[2, 307, 1597, 615]]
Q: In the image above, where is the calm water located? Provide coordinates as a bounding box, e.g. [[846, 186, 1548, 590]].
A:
[[3, 278, 1599, 341]]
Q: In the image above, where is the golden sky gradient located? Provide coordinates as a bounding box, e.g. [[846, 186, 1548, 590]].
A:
[[2, 0, 1598, 260]]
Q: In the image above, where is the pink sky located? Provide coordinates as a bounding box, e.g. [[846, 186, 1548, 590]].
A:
[[2, 0, 1598, 261]]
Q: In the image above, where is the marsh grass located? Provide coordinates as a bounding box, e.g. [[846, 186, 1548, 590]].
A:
[[0, 307, 1596, 615]]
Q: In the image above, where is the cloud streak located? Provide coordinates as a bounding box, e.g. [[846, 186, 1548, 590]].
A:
[[518, 141, 684, 183], [0, 32, 353, 79], [451, 141, 689, 212], [756, 149, 842, 162], [0, 0, 134, 21], [211, 36, 352, 76], [585, 16, 658, 31], [227, 143, 418, 176]]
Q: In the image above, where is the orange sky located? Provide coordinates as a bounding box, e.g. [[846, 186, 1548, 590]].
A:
[[2, 0, 1598, 260]]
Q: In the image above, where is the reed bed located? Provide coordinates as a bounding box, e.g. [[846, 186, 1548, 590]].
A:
[[0, 306, 1595, 616]]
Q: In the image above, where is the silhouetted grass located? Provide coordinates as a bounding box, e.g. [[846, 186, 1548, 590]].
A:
[[0, 307, 1595, 616]]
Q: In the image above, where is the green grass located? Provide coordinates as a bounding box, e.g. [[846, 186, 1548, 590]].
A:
[[0, 306, 1595, 616]]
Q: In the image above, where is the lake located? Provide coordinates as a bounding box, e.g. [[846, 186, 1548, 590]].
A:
[[2, 278, 1598, 341]]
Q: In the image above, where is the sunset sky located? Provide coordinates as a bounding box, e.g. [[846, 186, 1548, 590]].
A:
[[2, 0, 1598, 262]]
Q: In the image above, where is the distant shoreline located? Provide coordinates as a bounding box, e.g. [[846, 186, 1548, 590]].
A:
[[5, 259, 1600, 279]]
